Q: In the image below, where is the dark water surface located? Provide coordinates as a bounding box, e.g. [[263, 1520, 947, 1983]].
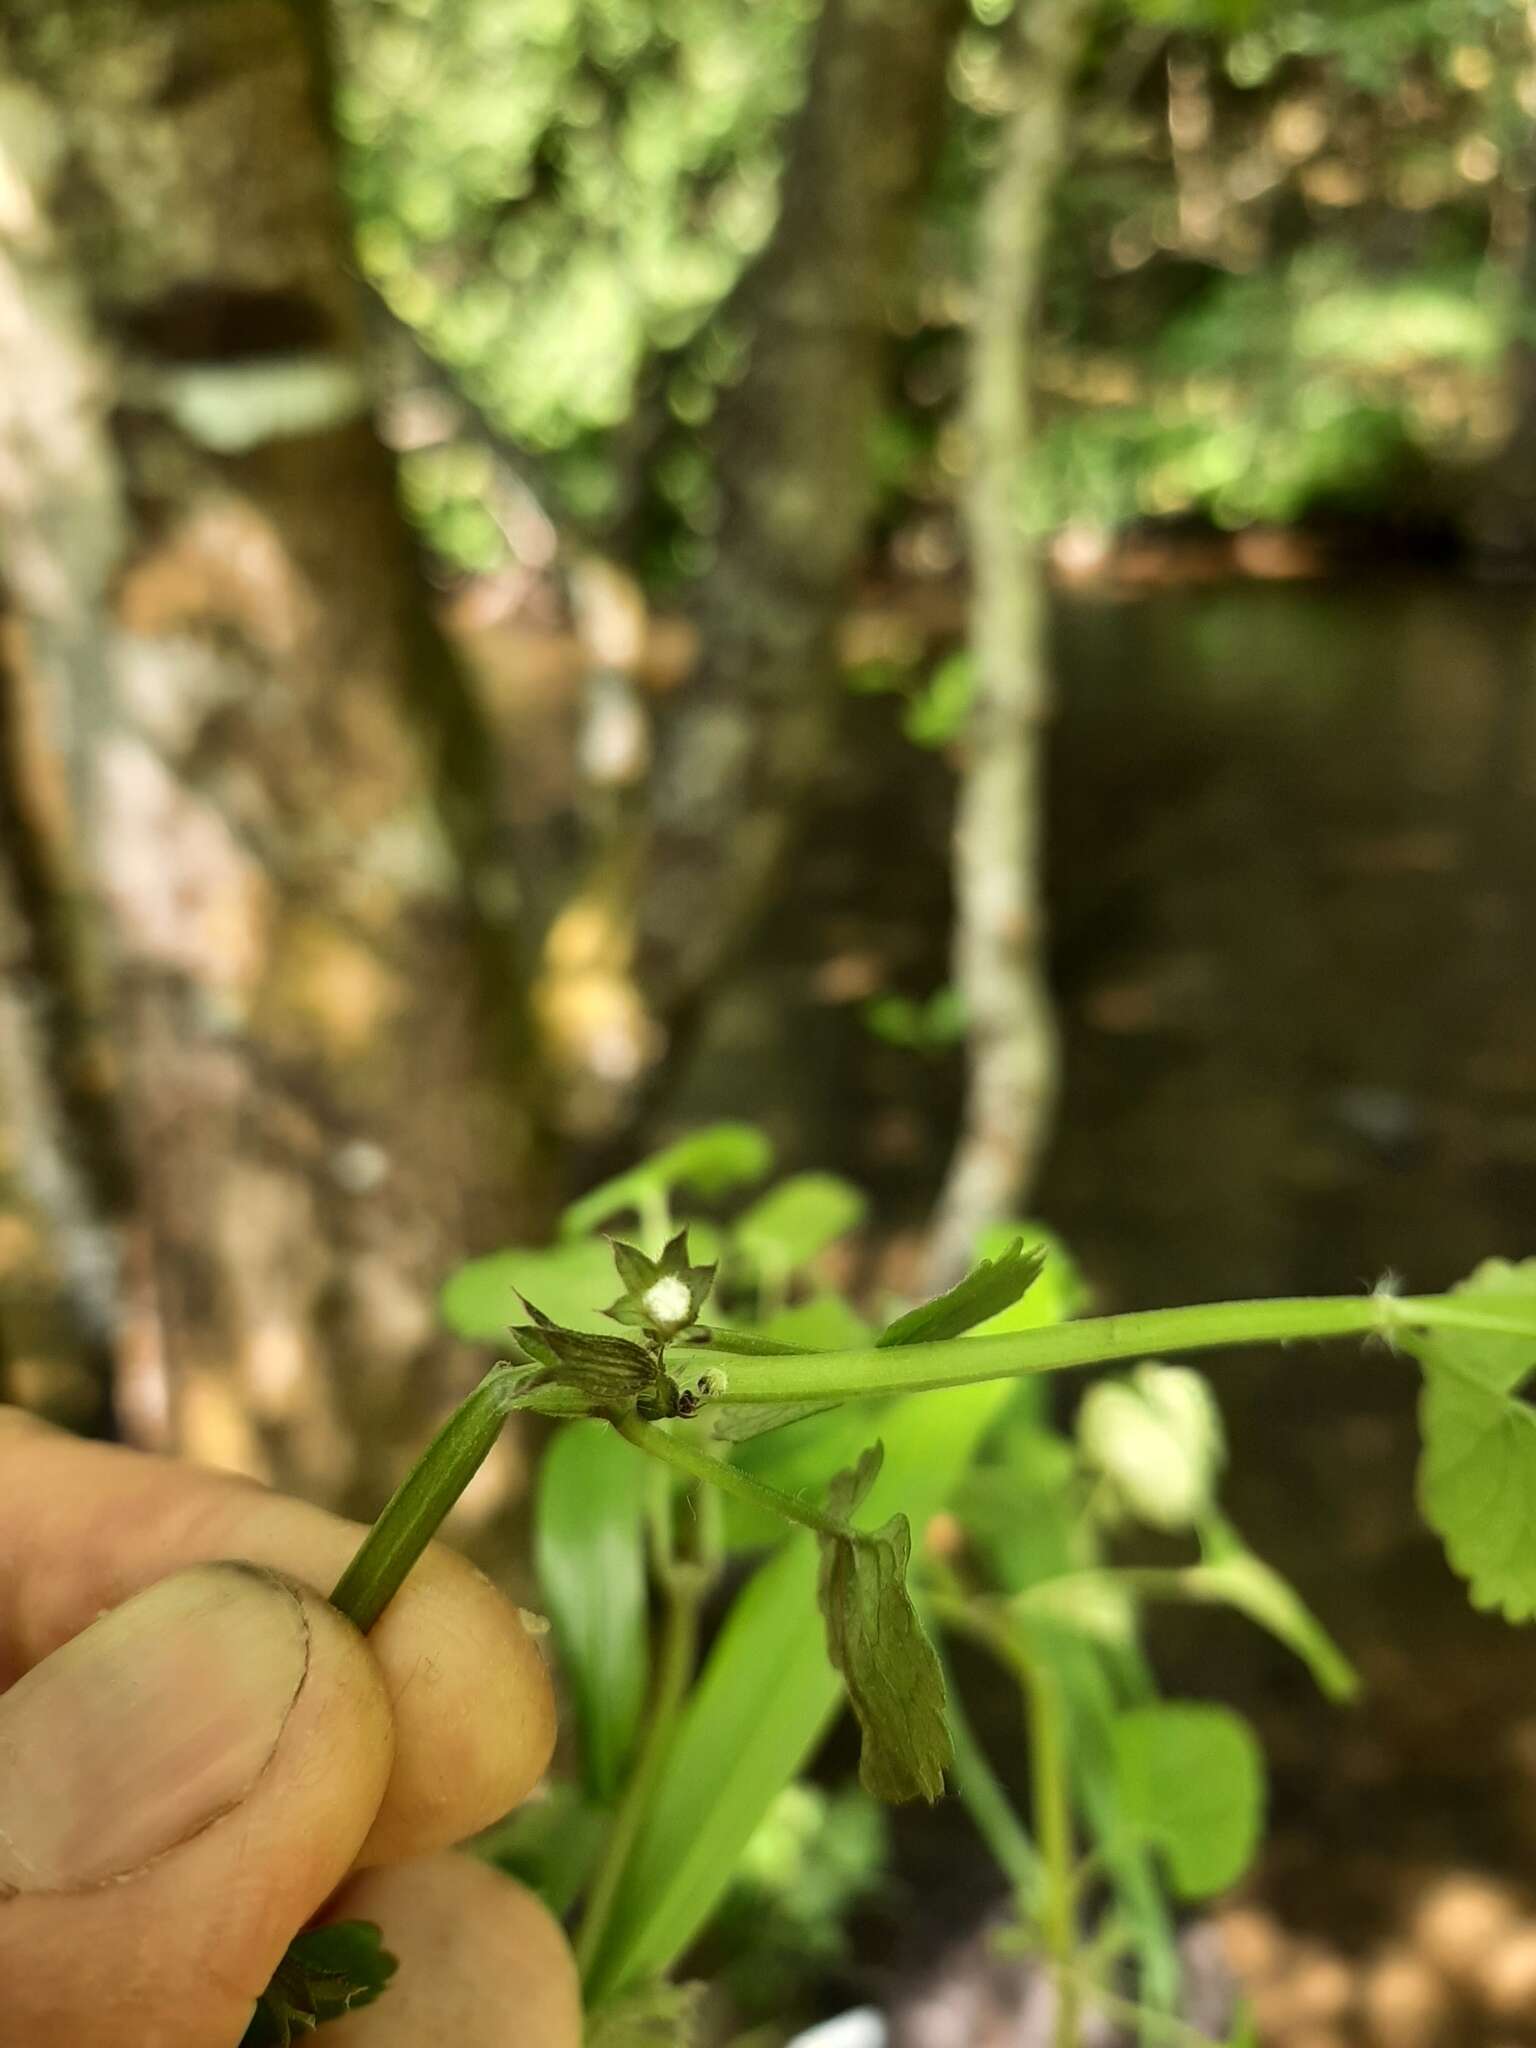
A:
[[677, 569, 1536, 1949]]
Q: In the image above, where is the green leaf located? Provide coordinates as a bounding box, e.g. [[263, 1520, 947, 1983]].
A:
[[903, 650, 974, 748], [1078, 1362, 1226, 1531], [1194, 1516, 1359, 1703], [877, 1240, 1045, 1349], [535, 1422, 651, 1800], [1400, 1259, 1536, 1620], [441, 1239, 618, 1341], [586, 1981, 705, 2048], [968, 1224, 1088, 1334], [733, 1173, 867, 1280], [1113, 1702, 1265, 1900], [585, 1377, 1019, 2000], [760, 1295, 876, 1351], [815, 1445, 953, 1804], [561, 1124, 773, 1239], [243, 1922, 397, 2045]]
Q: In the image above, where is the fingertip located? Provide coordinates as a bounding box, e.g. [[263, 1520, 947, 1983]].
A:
[[328, 1853, 581, 2047], [0, 1566, 397, 2046], [358, 1547, 557, 1865]]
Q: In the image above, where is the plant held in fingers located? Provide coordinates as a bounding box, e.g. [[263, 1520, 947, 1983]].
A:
[[248, 1128, 1536, 2045]]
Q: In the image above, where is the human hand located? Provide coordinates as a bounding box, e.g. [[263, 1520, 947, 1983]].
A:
[[0, 1408, 582, 2047]]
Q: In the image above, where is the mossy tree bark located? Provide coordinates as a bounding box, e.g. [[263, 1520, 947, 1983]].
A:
[[926, 0, 1096, 1288], [0, 0, 544, 1514], [628, 0, 965, 1057]]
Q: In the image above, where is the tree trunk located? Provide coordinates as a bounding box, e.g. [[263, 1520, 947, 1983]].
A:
[[0, 0, 544, 1516], [631, 0, 964, 1043], [926, 0, 1094, 1289]]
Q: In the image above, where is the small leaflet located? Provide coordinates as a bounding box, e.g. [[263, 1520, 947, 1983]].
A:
[[242, 1921, 397, 2045], [876, 1241, 1046, 1348], [815, 1445, 954, 1804]]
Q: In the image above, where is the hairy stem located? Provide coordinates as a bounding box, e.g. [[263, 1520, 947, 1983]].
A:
[[695, 1292, 1522, 1405]]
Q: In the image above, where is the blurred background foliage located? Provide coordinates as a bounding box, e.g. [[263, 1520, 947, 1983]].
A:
[[334, 0, 1535, 577]]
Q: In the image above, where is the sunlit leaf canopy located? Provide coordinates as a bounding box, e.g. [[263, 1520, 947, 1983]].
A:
[[332, 0, 1533, 571], [332, 0, 816, 548]]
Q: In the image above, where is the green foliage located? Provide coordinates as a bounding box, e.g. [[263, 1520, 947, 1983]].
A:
[[708, 1785, 889, 2018], [584, 1980, 705, 2048], [332, 0, 814, 548], [561, 1122, 774, 1242], [815, 1445, 954, 1803], [242, 1922, 397, 2045], [732, 1173, 867, 1286], [1112, 1703, 1265, 1900], [441, 1238, 618, 1340], [862, 986, 967, 1054], [878, 1238, 1044, 1348], [1400, 1259, 1536, 1620], [536, 1423, 651, 1799], [903, 652, 975, 749], [584, 1369, 1029, 2000], [302, 1133, 1536, 2041], [475, 1782, 608, 1917]]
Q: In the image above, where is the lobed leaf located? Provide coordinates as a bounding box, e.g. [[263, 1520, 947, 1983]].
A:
[[242, 1922, 397, 2045], [1399, 1259, 1536, 1620], [816, 1446, 953, 1804]]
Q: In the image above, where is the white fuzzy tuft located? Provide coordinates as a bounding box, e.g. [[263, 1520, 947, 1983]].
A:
[[643, 1274, 694, 1328]]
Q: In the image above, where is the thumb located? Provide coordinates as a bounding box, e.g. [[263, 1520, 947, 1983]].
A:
[[0, 1563, 396, 2048]]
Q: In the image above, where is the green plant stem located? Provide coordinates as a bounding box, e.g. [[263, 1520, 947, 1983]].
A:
[[933, 1597, 1080, 2045], [937, 1642, 1041, 1911], [615, 1413, 853, 1544], [1058, 1969, 1228, 2048], [696, 1292, 1520, 1405], [330, 1366, 524, 1631], [1028, 1660, 1079, 2048], [576, 1552, 704, 1993]]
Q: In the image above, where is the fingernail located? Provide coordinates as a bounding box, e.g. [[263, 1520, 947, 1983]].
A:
[[0, 1564, 309, 1892]]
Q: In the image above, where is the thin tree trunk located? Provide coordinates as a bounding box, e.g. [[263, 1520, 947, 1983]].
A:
[[926, 0, 1094, 1289], [0, 0, 544, 1515], [630, 0, 964, 1042]]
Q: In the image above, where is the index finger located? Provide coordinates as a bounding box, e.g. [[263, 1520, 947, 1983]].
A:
[[0, 1409, 555, 1866]]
